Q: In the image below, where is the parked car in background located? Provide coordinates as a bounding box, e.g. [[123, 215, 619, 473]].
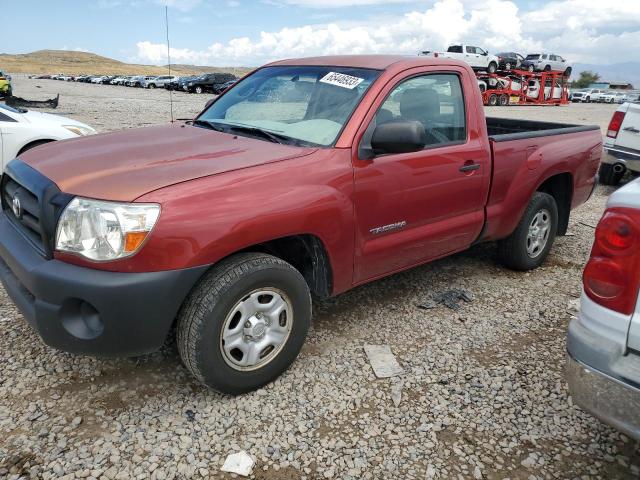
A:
[[495, 52, 525, 71], [439, 44, 499, 73], [171, 76, 197, 91], [522, 53, 572, 76], [184, 73, 238, 94], [0, 70, 12, 97], [0, 103, 95, 169], [600, 102, 640, 185], [570, 89, 586, 102], [143, 75, 178, 89], [0, 55, 601, 394], [218, 79, 236, 93], [571, 88, 606, 103], [126, 76, 144, 87], [74, 75, 90, 82], [566, 176, 640, 441], [110, 76, 126, 85]]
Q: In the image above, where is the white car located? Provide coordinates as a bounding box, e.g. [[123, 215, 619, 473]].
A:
[[566, 176, 640, 440], [521, 53, 572, 76], [526, 78, 563, 100], [600, 102, 640, 185], [0, 103, 96, 171], [439, 44, 499, 73], [142, 75, 178, 89]]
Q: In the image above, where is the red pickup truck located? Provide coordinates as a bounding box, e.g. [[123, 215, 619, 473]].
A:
[[0, 55, 601, 393]]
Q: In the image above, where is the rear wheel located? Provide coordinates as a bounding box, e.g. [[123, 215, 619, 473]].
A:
[[499, 94, 509, 106], [564, 67, 572, 77], [599, 163, 625, 186], [177, 253, 312, 394], [488, 94, 498, 106], [497, 192, 558, 271], [149, 83, 156, 89], [505, 62, 512, 71], [544, 65, 551, 72], [487, 62, 497, 74], [195, 86, 204, 94], [528, 65, 535, 72]]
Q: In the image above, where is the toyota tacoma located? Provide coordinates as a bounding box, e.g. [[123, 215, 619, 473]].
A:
[[0, 55, 602, 394]]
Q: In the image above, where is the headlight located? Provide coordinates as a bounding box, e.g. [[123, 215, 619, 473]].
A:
[[63, 125, 96, 136], [56, 197, 160, 261]]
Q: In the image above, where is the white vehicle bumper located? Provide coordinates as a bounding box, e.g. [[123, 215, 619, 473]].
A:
[[602, 148, 640, 173], [566, 294, 640, 440]]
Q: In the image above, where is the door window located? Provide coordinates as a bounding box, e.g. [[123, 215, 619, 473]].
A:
[[447, 45, 463, 53], [364, 73, 467, 151], [466, 46, 475, 54]]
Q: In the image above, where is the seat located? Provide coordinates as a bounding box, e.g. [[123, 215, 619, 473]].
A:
[[399, 88, 449, 144]]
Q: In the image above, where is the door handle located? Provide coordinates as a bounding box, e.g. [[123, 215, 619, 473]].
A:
[[459, 162, 481, 173]]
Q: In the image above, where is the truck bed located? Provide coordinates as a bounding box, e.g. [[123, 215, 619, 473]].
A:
[[487, 117, 600, 142]]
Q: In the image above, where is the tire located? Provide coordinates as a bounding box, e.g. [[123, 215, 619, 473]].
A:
[[505, 62, 512, 71], [177, 252, 312, 394], [564, 67, 572, 77], [195, 86, 203, 94], [599, 163, 625, 186], [487, 62, 497, 74], [528, 65, 535, 72], [544, 65, 551, 72], [488, 94, 498, 106], [499, 94, 509, 106], [149, 83, 156, 89], [497, 192, 558, 271]]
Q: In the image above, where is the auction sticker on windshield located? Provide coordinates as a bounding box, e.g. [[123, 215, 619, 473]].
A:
[[320, 72, 364, 89]]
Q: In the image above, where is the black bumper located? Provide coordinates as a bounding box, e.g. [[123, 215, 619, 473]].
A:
[[0, 210, 208, 356]]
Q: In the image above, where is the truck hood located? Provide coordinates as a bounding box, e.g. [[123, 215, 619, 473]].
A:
[[20, 123, 317, 202]]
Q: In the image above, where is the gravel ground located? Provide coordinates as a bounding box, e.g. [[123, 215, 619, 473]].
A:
[[1, 77, 638, 480]]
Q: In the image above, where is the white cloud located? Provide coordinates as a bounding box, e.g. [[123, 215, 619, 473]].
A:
[[282, 0, 412, 6], [135, 0, 640, 66]]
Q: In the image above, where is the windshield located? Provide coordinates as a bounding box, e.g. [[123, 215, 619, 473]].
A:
[[525, 54, 540, 60], [198, 65, 381, 147]]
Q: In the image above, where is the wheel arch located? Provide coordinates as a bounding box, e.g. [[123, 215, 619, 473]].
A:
[[17, 138, 56, 157], [536, 172, 573, 235], [234, 234, 334, 299]]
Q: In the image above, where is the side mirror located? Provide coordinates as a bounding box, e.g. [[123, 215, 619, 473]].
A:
[[483, 51, 488, 56], [371, 121, 426, 155]]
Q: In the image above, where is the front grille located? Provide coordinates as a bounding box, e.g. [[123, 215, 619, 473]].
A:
[[1, 159, 74, 258], [3, 176, 44, 250]]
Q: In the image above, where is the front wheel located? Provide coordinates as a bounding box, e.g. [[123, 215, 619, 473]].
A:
[[487, 62, 497, 74], [177, 253, 312, 394], [195, 86, 204, 94], [497, 192, 558, 271]]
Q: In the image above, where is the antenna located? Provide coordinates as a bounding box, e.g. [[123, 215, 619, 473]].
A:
[[165, 5, 174, 122]]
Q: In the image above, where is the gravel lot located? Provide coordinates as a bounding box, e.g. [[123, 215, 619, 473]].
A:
[[1, 77, 638, 480]]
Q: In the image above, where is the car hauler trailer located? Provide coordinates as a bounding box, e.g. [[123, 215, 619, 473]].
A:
[[477, 69, 569, 106]]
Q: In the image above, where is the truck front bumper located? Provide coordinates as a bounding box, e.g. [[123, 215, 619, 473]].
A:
[[566, 318, 640, 440], [0, 210, 208, 356]]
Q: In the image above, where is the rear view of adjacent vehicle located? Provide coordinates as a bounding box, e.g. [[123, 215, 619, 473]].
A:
[[566, 178, 640, 440], [600, 102, 640, 186]]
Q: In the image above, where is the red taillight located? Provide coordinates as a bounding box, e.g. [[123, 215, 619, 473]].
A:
[[583, 208, 640, 314], [607, 110, 626, 138]]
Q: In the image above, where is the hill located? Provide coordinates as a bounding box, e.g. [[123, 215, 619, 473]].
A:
[[0, 50, 250, 76]]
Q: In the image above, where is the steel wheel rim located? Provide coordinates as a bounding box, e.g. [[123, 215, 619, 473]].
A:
[[220, 288, 293, 371], [526, 208, 551, 258]]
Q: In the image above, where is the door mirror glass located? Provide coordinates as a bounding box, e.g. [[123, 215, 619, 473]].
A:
[[371, 121, 426, 154]]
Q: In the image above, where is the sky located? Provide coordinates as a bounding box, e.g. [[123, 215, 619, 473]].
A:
[[2, 0, 639, 67]]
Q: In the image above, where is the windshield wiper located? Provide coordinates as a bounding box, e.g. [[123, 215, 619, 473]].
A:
[[224, 124, 295, 144], [192, 119, 226, 132], [193, 120, 305, 146]]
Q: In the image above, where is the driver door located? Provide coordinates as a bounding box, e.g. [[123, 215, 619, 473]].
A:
[[352, 68, 490, 283]]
